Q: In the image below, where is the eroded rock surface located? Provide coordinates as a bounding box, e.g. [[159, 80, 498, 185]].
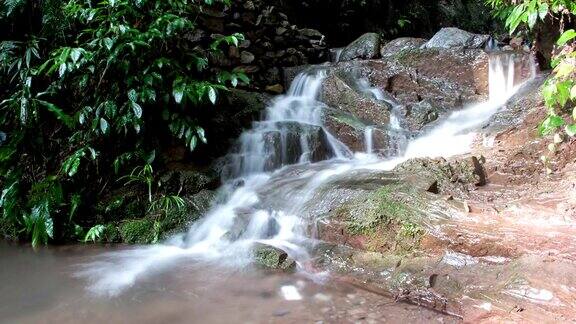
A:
[[339, 33, 381, 62]]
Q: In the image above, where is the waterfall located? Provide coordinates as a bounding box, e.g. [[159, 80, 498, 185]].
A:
[[80, 52, 536, 296], [391, 52, 535, 163], [221, 72, 349, 179], [364, 126, 374, 154]]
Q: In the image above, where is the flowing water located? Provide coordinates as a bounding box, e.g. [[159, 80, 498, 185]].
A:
[[0, 242, 456, 323], [0, 51, 537, 322], [75, 51, 535, 297]]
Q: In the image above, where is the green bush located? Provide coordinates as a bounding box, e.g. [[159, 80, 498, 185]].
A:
[[486, 0, 576, 172], [0, 0, 247, 246], [119, 219, 157, 244]]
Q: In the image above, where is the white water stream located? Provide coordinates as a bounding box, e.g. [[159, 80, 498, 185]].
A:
[[80, 52, 535, 296]]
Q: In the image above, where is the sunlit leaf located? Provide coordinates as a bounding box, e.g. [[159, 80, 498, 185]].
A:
[[566, 124, 576, 137], [557, 29, 576, 46]]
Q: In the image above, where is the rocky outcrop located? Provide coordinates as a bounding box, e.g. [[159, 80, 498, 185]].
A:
[[394, 156, 486, 198], [339, 33, 381, 61], [422, 27, 490, 49], [196, 0, 329, 91], [261, 121, 334, 169], [251, 243, 296, 271], [318, 73, 396, 153], [380, 37, 427, 57], [331, 47, 489, 112], [321, 73, 391, 127], [197, 89, 272, 160]]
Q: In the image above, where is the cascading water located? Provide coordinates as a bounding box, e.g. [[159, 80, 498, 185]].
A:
[[364, 126, 374, 154], [221, 72, 349, 178], [80, 52, 536, 297]]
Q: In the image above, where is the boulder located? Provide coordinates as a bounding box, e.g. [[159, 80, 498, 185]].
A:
[[422, 27, 490, 49], [299, 28, 323, 39], [394, 156, 486, 198], [159, 169, 218, 196], [406, 100, 441, 131], [380, 37, 427, 57], [258, 121, 334, 171], [251, 243, 296, 271], [321, 73, 391, 127], [315, 181, 465, 254], [265, 83, 284, 94], [330, 48, 489, 110], [240, 51, 255, 64], [339, 33, 381, 61]]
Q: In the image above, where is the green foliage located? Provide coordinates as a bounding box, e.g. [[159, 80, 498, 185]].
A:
[[84, 224, 105, 243], [119, 164, 155, 203], [487, 0, 576, 172], [0, 0, 247, 245], [149, 195, 186, 216], [119, 219, 159, 244], [22, 201, 53, 248]]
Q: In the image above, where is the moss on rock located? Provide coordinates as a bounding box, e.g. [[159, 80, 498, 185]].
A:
[[119, 219, 158, 244], [333, 183, 426, 255], [252, 244, 296, 272]]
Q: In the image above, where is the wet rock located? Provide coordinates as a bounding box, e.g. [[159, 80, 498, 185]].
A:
[[316, 182, 459, 254], [321, 73, 391, 127], [225, 212, 280, 241], [251, 243, 296, 271], [264, 67, 281, 85], [394, 156, 486, 198], [265, 83, 284, 94], [339, 33, 381, 62], [159, 169, 218, 196], [240, 51, 255, 64], [380, 37, 427, 57], [186, 189, 216, 215], [299, 28, 323, 39], [423, 27, 490, 49], [328, 48, 489, 110], [276, 27, 288, 35], [260, 121, 333, 170], [406, 100, 440, 131]]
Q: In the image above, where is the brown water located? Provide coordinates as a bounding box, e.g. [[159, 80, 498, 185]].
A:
[[0, 243, 456, 324]]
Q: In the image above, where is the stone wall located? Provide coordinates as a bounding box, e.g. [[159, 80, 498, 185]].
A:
[[198, 0, 329, 92]]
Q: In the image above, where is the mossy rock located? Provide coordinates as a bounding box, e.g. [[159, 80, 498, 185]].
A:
[[394, 156, 485, 198], [252, 244, 296, 272], [159, 189, 217, 237], [95, 190, 148, 222], [0, 217, 18, 241], [332, 183, 427, 254], [394, 48, 440, 66], [119, 219, 158, 244], [159, 170, 218, 196]]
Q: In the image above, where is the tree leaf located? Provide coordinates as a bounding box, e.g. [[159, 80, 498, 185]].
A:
[[70, 48, 82, 64], [103, 37, 114, 50], [100, 118, 109, 134], [208, 87, 217, 104], [539, 115, 565, 136], [189, 135, 197, 151], [127, 89, 138, 102], [566, 124, 576, 137], [557, 29, 576, 46], [36, 100, 75, 128], [131, 101, 142, 118], [173, 86, 184, 104], [58, 63, 66, 77]]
